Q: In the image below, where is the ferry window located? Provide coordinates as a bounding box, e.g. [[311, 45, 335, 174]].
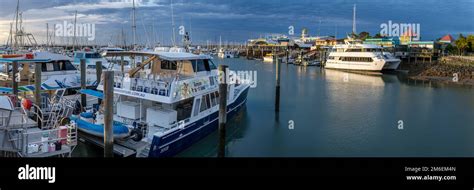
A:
[[161, 60, 177, 70], [210, 92, 217, 107], [200, 95, 208, 112], [193, 98, 201, 116], [176, 98, 194, 121]]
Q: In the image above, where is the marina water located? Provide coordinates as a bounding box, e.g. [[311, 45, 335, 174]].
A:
[[75, 58, 474, 157]]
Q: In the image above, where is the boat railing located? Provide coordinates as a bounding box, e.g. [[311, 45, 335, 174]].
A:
[[18, 123, 77, 157]]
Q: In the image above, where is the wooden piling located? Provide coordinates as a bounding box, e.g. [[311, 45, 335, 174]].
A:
[[80, 59, 87, 108], [95, 61, 102, 85], [12, 61, 18, 101], [121, 55, 125, 75], [218, 65, 228, 158], [275, 57, 281, 112], [103, 71, 114, 157], [34, 63, 42, 106]]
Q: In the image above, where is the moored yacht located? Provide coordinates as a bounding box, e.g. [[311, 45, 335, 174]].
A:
[[218, 48, 237, 58], [325, 43, 401, 71]]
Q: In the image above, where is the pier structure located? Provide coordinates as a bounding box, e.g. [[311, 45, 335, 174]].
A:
[[0, 57, 78, 157]]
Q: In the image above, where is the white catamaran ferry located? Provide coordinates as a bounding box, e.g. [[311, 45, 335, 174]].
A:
[[325, 43, 401, 71], [72, 51, 251, 157]]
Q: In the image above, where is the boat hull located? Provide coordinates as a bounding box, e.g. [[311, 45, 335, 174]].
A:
[[148, 86, 250, 157], [325, 60, 385, 71], [263, 57, 273, 62]]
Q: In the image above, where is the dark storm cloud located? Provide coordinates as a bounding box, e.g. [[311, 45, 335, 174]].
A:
[[0, 0, 472, 45]]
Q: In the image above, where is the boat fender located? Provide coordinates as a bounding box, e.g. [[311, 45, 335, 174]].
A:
[[130, 128, 143, 142]]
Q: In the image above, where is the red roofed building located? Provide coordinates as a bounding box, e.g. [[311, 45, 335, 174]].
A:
[[439, 34, 454, 43]]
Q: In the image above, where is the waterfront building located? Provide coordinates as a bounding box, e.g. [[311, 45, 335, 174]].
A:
[[364, 37, 400, 48]]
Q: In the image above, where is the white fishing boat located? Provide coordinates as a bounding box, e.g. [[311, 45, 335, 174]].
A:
[[73, 50, 110, 69], [73, 51, 252, 157], [0, 51, 96, 94]]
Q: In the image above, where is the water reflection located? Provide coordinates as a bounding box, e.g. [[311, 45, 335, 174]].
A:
[[176, 58, 474, 157]]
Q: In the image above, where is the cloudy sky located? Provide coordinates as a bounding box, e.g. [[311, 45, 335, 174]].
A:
[[0, 0, 473, 46]]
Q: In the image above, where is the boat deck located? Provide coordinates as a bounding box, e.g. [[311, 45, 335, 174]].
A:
[[0, 127, 75, 157], [78, 131, 151, 157]]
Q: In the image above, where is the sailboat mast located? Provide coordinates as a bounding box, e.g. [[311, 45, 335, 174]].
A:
[[13, 0, 20, 50], [73, 10, 77, 51], [132, 0, 137, 50], [352, 4, 356, 35], [171, 0, 176, 46], [46, 23, 49, 48]]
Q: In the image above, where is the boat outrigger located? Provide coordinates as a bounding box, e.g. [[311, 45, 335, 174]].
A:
[[74, 51, 251, 157]]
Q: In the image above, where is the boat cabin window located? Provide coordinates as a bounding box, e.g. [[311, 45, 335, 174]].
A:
[[346, 48, 362, 52], [74, 53, 84, 59], [340, 57, 373, 62], [85, 53, 102, 59], [161, 60, 177, 70], [192, 59, 216, 72], [200, 94, 209, 112], [60, 61, 77, 71], [193, 98, 201, 117], [87, 65, 107, 70], [199, 92, 219, 113], [210, 92, 217, 107], [215, 91, 219, 104], [207, 59, 217, 70], [176, 98, 194, 121], [42, 61, 77, 72]]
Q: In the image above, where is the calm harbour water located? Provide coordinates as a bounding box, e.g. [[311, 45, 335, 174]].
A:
[[178, 58, 474, 157], [75, 58, 474, 157]]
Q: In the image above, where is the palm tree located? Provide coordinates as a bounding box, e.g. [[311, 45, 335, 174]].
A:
[[455, 34, 468, 55]]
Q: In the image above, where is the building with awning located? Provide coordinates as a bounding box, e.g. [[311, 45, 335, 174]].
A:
[[364, 37, 400, 47]]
